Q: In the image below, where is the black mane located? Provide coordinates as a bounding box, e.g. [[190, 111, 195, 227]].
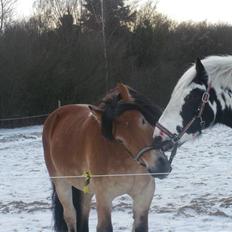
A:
[[99, 86, 162, 140]]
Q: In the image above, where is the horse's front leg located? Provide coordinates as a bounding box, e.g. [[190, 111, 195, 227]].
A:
[[95, 192, 113, 232], [132, 178, 155, 232]]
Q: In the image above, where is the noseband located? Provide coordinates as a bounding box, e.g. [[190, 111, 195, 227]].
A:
[[155, 83, 211, 162], [114, 139, 148, 167]]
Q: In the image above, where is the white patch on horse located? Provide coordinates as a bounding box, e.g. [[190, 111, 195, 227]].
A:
[[154, 72, 205, 137], [154, 55, 232, 143], [209, 101, 217, 124], [203, 56, 232, 110]]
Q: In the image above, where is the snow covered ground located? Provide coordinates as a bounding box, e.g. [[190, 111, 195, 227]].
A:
[[0, 125, 231, 231]]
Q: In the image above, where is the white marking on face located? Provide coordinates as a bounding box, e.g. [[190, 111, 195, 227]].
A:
[[153, 127, 170, 140], [153, 65, 206, 142], [153, 86, 192, 139]]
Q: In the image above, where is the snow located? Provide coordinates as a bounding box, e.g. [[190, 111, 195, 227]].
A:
[[0, 125, 231, 231]]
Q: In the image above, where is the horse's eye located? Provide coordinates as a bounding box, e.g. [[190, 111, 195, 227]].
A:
[[142, 118, 146, 125]]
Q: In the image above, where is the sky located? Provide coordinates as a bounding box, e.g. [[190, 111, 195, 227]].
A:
[[156, 0, 232, 24], [16, 0, 34, 19], [16, 0, 232, 24]]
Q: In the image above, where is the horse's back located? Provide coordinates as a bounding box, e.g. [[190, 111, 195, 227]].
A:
[[43, 104, 92, 177], [43, 104, 90, 136]]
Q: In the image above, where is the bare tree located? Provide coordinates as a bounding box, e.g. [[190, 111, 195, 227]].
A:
[[100, 0, 109, 91], [34, 0, 80, 27], [0, 0, 17, 32]]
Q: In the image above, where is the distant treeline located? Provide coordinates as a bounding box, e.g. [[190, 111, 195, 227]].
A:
[[1, 0, 232, 119]]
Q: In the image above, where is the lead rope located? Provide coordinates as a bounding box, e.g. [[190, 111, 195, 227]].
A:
[[169, 143, 178, 165]]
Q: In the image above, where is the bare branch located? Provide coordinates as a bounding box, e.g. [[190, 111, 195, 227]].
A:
[[34, 0, 81, 28], [0, 0, 17, 32]]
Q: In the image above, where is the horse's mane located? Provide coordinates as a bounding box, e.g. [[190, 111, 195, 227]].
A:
[[97, 85, 162, 140], [174, 55, 232, 93]]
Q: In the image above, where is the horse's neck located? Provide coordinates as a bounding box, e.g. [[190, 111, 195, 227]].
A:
[[217, 107, 232, 128], [213, 78, 232, 128]]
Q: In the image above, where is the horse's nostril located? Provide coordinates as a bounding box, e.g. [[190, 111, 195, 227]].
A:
[[158, 156, 165, 165], [152, 136, 163, 149]]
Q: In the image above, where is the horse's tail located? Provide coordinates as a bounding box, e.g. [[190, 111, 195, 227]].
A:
[[72, 187, 90, 232], [52, 184, 89, 232]]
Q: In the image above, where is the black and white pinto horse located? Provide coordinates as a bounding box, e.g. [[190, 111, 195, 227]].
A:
[[153, 55, 232, 154]]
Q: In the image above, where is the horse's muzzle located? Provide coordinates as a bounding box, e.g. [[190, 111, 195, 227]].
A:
[[148, 152, 172, 179]]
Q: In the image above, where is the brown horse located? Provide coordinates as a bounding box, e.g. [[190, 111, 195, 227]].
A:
[[43, 83, 170, 232]]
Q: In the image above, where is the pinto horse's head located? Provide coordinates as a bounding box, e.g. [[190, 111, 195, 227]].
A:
[[153, 58, 216, 151], [90, 83, 171, 179]]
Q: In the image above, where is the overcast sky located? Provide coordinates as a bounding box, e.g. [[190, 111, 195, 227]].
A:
[[157, 0, 232, 24], [16, 0, 232, 24], [16, 0, 33, 18]]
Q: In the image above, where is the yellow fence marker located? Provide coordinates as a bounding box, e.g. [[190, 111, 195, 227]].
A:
[[83, 171, 92, 193]]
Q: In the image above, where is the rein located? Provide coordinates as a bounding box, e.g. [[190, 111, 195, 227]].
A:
[[155, 82, 212, 163]]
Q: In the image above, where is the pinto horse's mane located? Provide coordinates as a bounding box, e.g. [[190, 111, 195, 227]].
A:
[[175, 55, 232, 93], [97, 85, 162, 140]]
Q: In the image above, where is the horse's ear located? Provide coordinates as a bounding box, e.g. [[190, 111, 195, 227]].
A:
[[117, 83, 132, 101], [194, 57, 208, 86], [89, 105, 103, 122], [195, 58, 205, 74]]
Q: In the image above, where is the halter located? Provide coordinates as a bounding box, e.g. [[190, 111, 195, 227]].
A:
[[133, 83, 212, 167], [114, 139, 147, 167], [155, 82, 212, 163], [112, 123, 148, 167]]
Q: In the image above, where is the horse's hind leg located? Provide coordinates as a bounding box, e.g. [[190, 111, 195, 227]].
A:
[[54, 180, 77, 232], [131, 179, 155, 232]]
